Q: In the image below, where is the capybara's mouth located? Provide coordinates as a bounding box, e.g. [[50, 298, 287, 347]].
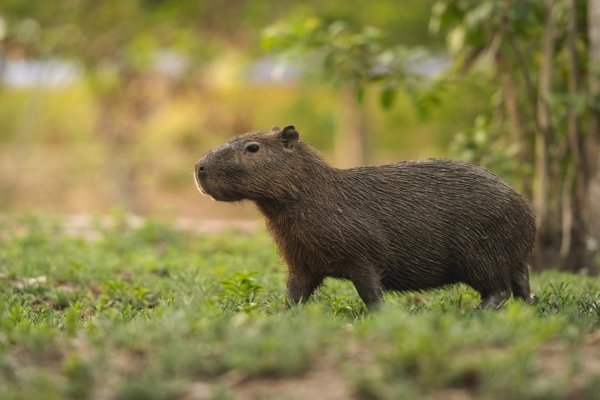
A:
[[197, 185, 208, 196], [194, 175, 238, 202], [193, 172, 207, 195]]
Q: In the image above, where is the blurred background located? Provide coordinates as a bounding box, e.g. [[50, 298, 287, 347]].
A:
[[1, 0, 599, 272]]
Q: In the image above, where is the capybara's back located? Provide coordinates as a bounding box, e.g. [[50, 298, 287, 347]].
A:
[[195, 126, 536, 310]]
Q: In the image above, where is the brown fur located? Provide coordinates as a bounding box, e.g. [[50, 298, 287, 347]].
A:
[[195, 126, 536, 310]]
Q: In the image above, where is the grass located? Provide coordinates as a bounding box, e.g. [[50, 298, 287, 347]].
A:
[[1, 214, 600, 399]]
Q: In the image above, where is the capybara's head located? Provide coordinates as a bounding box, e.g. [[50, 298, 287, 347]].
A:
[[195, 125, 314, 202]]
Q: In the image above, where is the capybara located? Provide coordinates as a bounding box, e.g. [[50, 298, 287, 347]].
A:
[[195, 126, 536, 310]]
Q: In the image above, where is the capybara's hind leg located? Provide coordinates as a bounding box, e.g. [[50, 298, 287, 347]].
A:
[[478, 290, 511, 309], [511, 264, 533, 303]]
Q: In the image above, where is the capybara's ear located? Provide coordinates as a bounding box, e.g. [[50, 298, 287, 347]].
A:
[[280, 125, 299, 148]]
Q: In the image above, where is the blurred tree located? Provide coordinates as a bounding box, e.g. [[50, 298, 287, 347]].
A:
[[0, 0, 292, 212], [1, 1, 199, 212], [0, 0, 438, 210]]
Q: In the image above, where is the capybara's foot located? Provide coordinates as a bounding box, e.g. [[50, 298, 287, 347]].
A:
[[511, 264, 531, 301], [478, 290, 511, 309]]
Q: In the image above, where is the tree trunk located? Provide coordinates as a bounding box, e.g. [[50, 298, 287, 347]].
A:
[[585, 0, 600, 272], [93, 71, 168, 215], [97, 98, 146, 215], [334, 88, 368, 168], [501, 68, 532, 200], [0, 86, 42, 209], [533, 0, 557, 269], [560, 0, 587, 270]]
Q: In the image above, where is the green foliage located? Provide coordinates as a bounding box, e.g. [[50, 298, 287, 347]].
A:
[[430, 0, 590, 184], [1, 215, 600, 398], [263, 18, 434, 110], [219, 271, 264, 312], [449, 114, 525, 186]]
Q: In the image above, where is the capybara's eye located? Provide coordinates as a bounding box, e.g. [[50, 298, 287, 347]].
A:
[[245, 143, 260, 153]]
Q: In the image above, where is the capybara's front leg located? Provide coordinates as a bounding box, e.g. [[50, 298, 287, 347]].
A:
[[351, 269, 383, 311], [285, 270, 323, 308]]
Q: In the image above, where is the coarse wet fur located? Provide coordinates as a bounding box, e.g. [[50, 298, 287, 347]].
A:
[[195, 126, 536, 310]]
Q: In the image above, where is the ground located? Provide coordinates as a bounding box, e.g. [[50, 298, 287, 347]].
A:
[[1, 214, 600, 399]]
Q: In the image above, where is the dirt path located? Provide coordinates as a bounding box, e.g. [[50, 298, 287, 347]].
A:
[[183, 358, 352, 400]]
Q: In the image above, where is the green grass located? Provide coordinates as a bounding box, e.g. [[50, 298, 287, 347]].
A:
[[1, 215, 600, 400]]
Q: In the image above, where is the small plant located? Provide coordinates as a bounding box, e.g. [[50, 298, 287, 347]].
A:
[[219, 271, 265, 312]]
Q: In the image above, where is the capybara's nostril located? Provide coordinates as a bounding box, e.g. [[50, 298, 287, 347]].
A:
[[195, 160, 207, 176]]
